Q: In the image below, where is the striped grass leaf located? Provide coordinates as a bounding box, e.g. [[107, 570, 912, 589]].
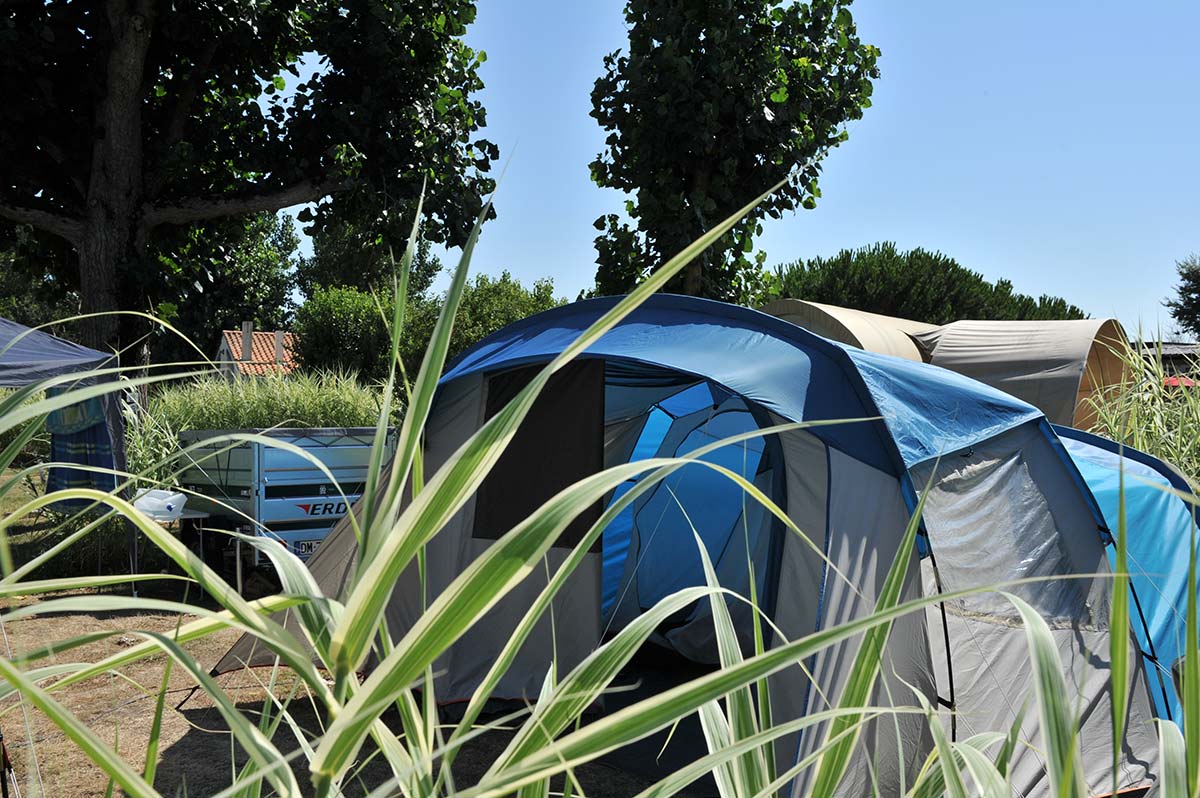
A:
[[142, 657, 172, 786], [909, 732, 1006, 798], [1158, 719, 1189, 798], [807, 472, 930, 797], [327, 177, 793, 685], [0, 573, 188, 599], [689, 521, 768, 796], [138, 630, 301, 797], [1184, 517, 1200, 798], [1109, 459, 1130, 798], [1001, 591, 1086, 798]]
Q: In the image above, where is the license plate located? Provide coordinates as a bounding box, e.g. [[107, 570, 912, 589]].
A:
[[296, 539, 321, 556]]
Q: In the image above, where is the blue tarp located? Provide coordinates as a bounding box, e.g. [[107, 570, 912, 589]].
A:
[[0, 317, 122, 502], [443, 295, 1044, 474], [1056, 425, 1198, 724], [0, 317, 110, 387]]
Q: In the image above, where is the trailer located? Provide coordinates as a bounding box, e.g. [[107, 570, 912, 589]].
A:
[[178, 427, 396, 580]]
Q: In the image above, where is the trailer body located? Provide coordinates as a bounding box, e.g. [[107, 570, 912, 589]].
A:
[[178, 427, 395, 565]]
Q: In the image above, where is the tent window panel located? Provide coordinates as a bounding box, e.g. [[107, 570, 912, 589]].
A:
[[473, 360, 605, 550]]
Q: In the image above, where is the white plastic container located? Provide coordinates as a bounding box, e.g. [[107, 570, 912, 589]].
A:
[[133, 489, 187, 523]]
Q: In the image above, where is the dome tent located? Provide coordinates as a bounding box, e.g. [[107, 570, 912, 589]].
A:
[[215, 295, 1159, 797]]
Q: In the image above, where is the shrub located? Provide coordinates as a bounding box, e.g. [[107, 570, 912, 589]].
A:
[[291, 285, 394, 381]]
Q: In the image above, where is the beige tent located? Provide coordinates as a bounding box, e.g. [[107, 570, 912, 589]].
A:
[[759, 299, 937, 362], [913, 319, 1128, 428], [760, 300, 1128, 429]]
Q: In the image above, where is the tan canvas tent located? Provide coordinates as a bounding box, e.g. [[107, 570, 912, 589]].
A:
[[759, 298, 936, 361], [913, 319, 1128, 427]]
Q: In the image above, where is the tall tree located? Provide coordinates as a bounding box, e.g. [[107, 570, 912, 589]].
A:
[[1165, 254, 1200, 339], [590, 0, 879, 302], [774, 242, 1087, 323], [0, 1, 495, 351]]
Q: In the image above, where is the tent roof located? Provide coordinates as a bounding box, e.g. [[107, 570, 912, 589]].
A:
[[759, 299, 936, 362], [914, 318, 1127, 426], [442, 295, 1043, 473], [0, 317, 111, 387]]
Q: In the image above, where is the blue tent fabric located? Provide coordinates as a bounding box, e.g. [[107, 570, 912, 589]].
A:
[[0, 317, 110, 387], [1055, 425, 1198, 724], [0, 318, 124, 506], [443, 295, 1044, 474]]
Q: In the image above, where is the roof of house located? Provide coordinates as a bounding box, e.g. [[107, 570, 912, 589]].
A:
[[218, 330, 297, 376]]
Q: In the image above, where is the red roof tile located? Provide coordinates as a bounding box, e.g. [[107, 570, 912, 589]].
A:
[[219, 330, 298, 376]]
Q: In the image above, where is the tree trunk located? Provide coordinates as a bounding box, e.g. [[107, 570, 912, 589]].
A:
[[78, 0, 154, 352]]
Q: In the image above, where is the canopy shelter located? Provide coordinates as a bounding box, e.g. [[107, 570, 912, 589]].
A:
[[914, 318, 1128, 428], [0, 318, 125, 502], [759, 298, 936, 362], [216, 296, 1159, 797], [1055, 424, 1199, 726]]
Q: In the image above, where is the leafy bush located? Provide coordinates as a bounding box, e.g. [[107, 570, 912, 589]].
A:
[[147, 371, 384, 433], [772, 241, 1086, 324], [293, 271, 563, 383]]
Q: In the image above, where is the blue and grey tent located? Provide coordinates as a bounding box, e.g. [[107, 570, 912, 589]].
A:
[[217, 295, 1160, 797], [0, 317, 125, 501], [1055, 424, 1199, 726]]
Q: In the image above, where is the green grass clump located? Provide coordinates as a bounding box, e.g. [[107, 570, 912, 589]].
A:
[[148, 370, 385, 433], [1086, 339, 1200, 485]]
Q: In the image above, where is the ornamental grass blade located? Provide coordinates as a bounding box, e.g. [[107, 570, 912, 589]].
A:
[[1001, 592, 1086, 798], [808, 472, 930, 797], [327, 177, 792, 686], [1109, 459, 1130, 798], [1158, 719, 1188, 798]]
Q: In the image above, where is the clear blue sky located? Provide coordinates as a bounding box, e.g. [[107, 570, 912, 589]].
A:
[[298, 1, 1200, 333]]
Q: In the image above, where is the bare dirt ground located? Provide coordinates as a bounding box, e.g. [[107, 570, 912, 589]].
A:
[[0, 586, 703, 797]]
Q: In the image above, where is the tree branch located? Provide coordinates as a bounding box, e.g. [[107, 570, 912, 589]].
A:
[[142, 179, 351, 228], [0, 202, 84, 244], [144, 38, 220, 200]]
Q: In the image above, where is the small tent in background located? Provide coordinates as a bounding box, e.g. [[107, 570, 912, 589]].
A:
[[1054, 424, 1200, 725], [215, 295, 1159, 798], [0, 317, 126, 503], [759, 301, 1128, 429], [759, 298, 935, 361], [914, 318, 1128, 428]]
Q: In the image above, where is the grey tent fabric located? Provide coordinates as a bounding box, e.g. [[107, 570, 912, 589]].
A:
[[914, 318, 1128, 427]]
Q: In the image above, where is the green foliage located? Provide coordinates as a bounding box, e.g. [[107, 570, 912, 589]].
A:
[[151, 213, 300, 364], [296, 218, 444, 299], [772, 242, 1087, 324], [292, 272, 563, 383], [0, 228, 79, 336], [590, 0, 879, 302], [1164, 254, 1200, 339], [1086, 340, 1200, 486], [0, 0, 496, 349], [291, 285, 396, 381], [147, 372, 383, 433]]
